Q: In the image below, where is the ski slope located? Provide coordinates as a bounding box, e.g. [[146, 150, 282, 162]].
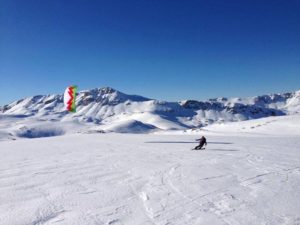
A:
[[1, 117, 300, 225]]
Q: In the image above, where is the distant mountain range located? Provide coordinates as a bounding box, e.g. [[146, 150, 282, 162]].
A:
[[1, 87, 299, 133]]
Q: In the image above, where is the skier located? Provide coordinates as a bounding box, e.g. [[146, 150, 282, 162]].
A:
[[194, 136, 207, 150]]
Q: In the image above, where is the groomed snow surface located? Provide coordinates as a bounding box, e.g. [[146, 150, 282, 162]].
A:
[[1, 116, 300, 225]]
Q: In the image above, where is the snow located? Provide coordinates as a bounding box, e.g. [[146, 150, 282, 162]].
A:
[[1, 88, 299, 132], [101, 119, 157, 133], [200, 115, 300, 137], [0, 116, 300, 225]]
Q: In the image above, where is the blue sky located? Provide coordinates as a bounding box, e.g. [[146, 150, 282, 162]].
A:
[[1, 0, 300, 105]]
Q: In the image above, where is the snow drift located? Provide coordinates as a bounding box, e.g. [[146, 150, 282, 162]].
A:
[[15, 125, 65, 138]]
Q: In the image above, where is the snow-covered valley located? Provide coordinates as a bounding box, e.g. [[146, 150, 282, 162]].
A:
[[1, 115, 300, 225]]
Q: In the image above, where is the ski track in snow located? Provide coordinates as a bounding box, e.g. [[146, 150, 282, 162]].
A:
[[0, 133, 300, 225]]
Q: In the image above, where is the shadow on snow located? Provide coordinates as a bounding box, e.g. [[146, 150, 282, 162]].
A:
[[207, 149, 239, 152], [145, 141, 233, 144]]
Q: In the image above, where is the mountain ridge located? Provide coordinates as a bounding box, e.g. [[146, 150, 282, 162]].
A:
[[0, 87, 299, 133]]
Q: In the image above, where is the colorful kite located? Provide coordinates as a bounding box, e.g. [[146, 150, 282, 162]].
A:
[[64, 85, 77, 112]]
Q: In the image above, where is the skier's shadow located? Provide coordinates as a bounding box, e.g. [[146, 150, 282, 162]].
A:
[[207, 149, 239, 152], [145, 141, 196, 144], [209, 142, 233, 145], [145, 141, 233, 144]]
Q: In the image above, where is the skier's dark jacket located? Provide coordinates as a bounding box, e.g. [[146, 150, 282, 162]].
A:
[[197, 137, 207, 146]]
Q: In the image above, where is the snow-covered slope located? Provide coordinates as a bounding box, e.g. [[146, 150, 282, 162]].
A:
[[0, 87, 299, 136], [181, 115, 300, 137], [0, 122, 300, 225]]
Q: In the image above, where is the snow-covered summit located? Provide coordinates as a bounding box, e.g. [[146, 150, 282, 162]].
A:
[[77, 87, 150, 106], [0, 87, 149, 115]]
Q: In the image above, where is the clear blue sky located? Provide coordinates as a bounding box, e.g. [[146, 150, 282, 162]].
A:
[[1, 0, 299, 105]]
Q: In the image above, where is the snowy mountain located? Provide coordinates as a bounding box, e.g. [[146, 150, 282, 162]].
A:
[[0, 87, 299, 136], [1, 90, 300, 225]]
